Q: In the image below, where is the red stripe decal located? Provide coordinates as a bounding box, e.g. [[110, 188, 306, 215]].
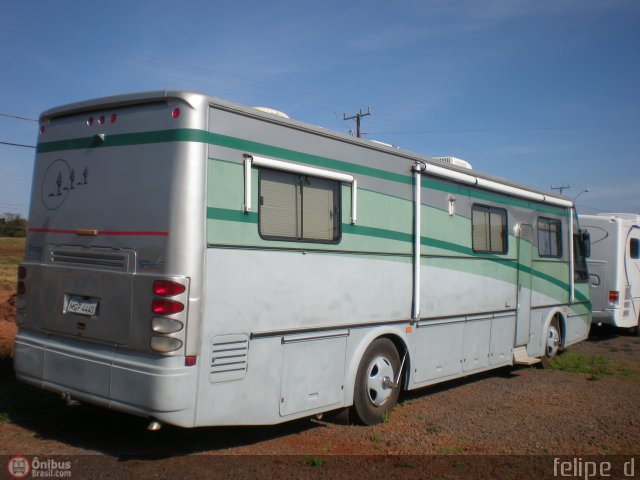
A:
[[28, 228, 169, 237]]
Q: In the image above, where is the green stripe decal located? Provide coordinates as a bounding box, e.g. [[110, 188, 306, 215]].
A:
[[207, 132, 411, 185], [205, 206, 589, 304], [207, 207, 257, 224], [39, 127, 565, 214], [37, 129, 209, 153]]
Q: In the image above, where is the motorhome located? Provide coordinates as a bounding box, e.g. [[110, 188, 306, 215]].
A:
[[580, 213, 640, 334], [14, 91, 591, 428]]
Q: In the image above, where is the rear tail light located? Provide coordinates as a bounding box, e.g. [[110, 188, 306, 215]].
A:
[[151, 278, 187, 354], [172, 107, 181, 119], [153, 280, 186, 297], [609, 291, 620, 305], [150, 336, 183, 353], [152, 298, 184, 315], [152, 317, 183, 334], [185, 356, 197, 367]]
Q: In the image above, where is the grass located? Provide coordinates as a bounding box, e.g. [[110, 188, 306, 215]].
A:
[[550, 351, 610, 379], [0, 237, 25, 291], [303, 456, 326, 467], [551, 351, 640, 383], [426, 424, 442, 435]]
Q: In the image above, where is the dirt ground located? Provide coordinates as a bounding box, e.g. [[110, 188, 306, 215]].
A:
[[1, 289, 639, 479]]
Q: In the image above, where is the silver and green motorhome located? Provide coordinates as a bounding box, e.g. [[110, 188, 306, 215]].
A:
[[14, 91, 591, 428]]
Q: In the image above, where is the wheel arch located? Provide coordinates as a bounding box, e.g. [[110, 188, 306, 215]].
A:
[[344, 328, 410, 407], [541, 308, 566, 350]]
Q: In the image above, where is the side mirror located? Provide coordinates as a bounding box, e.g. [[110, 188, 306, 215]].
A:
[[580, 230, 591, 258]]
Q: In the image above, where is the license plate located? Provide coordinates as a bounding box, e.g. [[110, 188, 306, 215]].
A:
[[66, 296, 99, 317]]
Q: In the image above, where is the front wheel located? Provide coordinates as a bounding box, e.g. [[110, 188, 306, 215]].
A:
[[351, 338, 401, 425], [541, 317, 562, 368]]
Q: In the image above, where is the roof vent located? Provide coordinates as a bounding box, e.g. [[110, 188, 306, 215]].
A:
[[433, 156, 472, 170], [253, 107, 290, 119]]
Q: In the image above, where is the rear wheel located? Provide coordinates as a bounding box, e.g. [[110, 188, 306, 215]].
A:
[[631, 314, 640, 337], [351, 338, 400, 425], [541, 317, 562, 368]]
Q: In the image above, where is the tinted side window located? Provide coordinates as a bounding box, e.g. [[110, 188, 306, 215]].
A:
[[537, 217, 562, 258], [573, 233, 589, 283], [631, 238, 639, 259], [472, 205, 508, 254]]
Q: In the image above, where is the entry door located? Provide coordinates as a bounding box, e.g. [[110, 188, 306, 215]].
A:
[[515, 224, 534, 346]]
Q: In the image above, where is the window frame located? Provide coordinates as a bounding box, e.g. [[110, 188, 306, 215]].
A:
[[537, 216, 563, 258], [471, 204, 508, 254], [257, 167, 342, 244]]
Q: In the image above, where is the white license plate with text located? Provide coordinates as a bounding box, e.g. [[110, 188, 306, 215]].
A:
[[66, 296, 99, 317]]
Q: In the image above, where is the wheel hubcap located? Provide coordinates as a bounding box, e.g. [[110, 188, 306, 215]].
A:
[[546, 325, 560, 358], [366, 355, 395, 406]]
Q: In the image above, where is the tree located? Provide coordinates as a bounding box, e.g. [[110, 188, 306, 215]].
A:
[[0, 212, 27, 237]]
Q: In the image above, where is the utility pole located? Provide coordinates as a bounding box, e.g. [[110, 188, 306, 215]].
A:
[[344, 107, 372, 138], [550, 184, 570, 195]]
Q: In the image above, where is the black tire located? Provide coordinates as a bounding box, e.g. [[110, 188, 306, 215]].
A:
[[351, 338, 401, 425], [540, 317, 562, 368], [631, 315, 640, 337]]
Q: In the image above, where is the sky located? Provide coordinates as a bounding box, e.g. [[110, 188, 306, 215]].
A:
[[1, 0, 639, 219]]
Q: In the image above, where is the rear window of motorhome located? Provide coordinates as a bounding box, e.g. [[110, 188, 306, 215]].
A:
[[471, 204, 508, 254], [537, 217, 562, 258], [258, 169, 341, 243], [631, 238, 639, 259]]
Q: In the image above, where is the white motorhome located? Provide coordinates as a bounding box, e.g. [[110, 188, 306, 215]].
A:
[[580, 213, 640, 334], [14, 91, 591, 428]]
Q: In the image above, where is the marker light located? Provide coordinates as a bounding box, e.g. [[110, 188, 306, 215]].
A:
[[152, 298, 184, 315], [153, 280, 186, 297], [172, 107, 181, 119], [98, 115, 105, 125], [150, 336, 183, 353], [185, 356, 197, 367], [40, 126, 45, 135], [110, 113, 117, 123], [87, 117, 94, 126]]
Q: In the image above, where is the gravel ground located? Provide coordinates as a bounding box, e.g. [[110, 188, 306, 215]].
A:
[[1, 291, 639, 479]]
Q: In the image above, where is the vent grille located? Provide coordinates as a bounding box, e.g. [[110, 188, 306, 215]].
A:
[[47, 246, 132, 272], [210, 334, 249, 383]]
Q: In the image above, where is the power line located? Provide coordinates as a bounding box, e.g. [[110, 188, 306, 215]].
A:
[[0, 141, 35, 149], [370, 124, 640, 135], [0, 113, 37, 122]]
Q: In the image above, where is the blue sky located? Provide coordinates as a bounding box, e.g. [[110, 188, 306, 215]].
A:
[[1, 0, 639, 219]]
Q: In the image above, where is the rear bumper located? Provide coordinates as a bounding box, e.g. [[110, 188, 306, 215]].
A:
[[13, 329, 198, 427], [591, 309, 635, 328]]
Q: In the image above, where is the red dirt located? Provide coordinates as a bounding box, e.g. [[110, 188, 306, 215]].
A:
[[0, 291, 16, 362], [1, 291, 638, 478]]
